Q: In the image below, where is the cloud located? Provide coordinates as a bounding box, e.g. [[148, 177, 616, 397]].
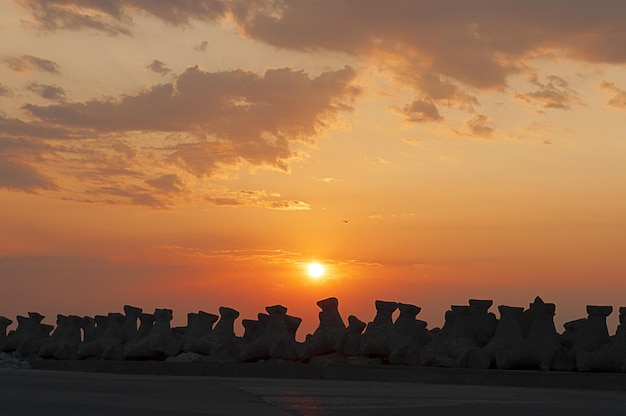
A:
[[18, 0, 226, 35], [0, 137, 60, 193], [24, 65, 359, 174], [147, 60, 171, 76], [0, 83, 11, 97], [26, 83, 67, 101], [228, 1, 626, 118], [391, 99, 443, 123], [207, 189, 310, 210], [600, 81, 626, 110], [84, 184, 169, 208], [0, 115, 72, 139], [319, 177, 341, 183], [452, 114, 495, 140], [194, 40, 209, 52], [516, 74, 581, 109], [402, 137, 423, 148], [4, 66, 357, 208], [145, 173, 185, 194], [390, 71, 479, 112], [0, 154, 58, 192], [5, 54, 60, 73], [17, 2, 626, 127]]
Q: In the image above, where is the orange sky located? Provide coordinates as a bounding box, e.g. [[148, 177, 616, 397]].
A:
[[2, 1, 626, 337]]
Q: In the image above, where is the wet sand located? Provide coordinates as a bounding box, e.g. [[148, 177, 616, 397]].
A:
[[2, 368, 626, 415], [3, 363, 626, 415]]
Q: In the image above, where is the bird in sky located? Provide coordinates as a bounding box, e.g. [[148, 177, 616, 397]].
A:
[[342, 219, 349, 223]]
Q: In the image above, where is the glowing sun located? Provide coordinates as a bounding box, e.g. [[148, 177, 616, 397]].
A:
[[307, 263, 324, 279]]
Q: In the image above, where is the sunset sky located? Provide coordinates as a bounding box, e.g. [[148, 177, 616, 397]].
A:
[[2, 1, 626, 336]]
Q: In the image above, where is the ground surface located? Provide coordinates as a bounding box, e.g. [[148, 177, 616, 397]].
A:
[[1, 369, 625, 415]]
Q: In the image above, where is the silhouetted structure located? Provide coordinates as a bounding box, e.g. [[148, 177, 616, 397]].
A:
[[2, 296, 626, 372]]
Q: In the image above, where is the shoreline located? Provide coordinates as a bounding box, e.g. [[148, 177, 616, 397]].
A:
[[28, 359, 626, 391]]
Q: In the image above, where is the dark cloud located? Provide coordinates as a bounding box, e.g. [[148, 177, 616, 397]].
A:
[[145, 173, 185, 194], [0, 154, 58, 192], [413, 73, 478, 111], [166, 140, 249, 177], [5, 54, 60, 73], [82, 183, 170, 208], [26, 82, 67, 101], [4, 66, 356, 208], [228, 0, 626, 114], [147, 60, 171, 76], [24, 65, 359, 175], [600, 81, 626, 110], [516, 74, 581, 109], [465, 114, 495, 139], [194, 40, 209, 52], [232, 1, 626, 70], [0, 83, 11, 96], [18, 0, 226, 34], [17, 1, 626, 122], [392, 99, 443, 123], [0, 137, 59, 193], [0, 115, 72, 139]]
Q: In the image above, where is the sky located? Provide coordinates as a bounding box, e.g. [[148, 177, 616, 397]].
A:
[[2, 0, 626, 337]]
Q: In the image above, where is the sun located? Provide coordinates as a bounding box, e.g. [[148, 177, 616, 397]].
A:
[[307, 263, 324, 279]]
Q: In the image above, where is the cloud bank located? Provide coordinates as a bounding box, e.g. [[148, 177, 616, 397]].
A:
[[3, 65, 359, 208]]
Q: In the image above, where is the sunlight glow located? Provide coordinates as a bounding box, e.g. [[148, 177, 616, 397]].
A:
[[307, 263, 324, 278]]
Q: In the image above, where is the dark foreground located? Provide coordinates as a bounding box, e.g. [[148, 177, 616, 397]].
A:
[[2, 368, 626, 416]]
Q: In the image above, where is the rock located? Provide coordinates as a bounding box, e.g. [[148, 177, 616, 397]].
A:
[[578, 306, 612, 353], [360, 300, 398, 357], [420, 300, 496, 368], [0, 316, 12, 347], [93, 315, 109, 340], [483, 306, 524, 367], [124, 308, 181, 359], [183, 311, 218, 353], [497, 297, 560, 370], [457, 346, 490, 369], [338, 315, 366, 356], [137, 312, 155, 340], [166, 352, 208, 363], [388, 303, 429, 365], [0, 352, 31, 370], [577, 306, 626, 372], [308, 352, 347, 365], [81, 317, 97, 343], [240, 305, 298, 362], [5, 312, 53, 357], [123, 305, 143, 342], [189, 307, 240, 359], [39, 315, 83, 360], [78, 312, 126, 360], [299, 297, 346, 360]]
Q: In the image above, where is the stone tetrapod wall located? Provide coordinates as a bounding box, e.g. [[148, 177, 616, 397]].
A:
[[2, 296, 626, 372]]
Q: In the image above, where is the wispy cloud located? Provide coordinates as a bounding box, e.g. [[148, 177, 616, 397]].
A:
[[0, 154, 58, 192], [207, 189, 311, 211], [26, 83, 66, 101], [516, 74, 581, 109], [5, 54, 60, 73], [451, 114, 495, 140], [600, 81, 626, 110], [146, 60, 171, 76], [391, 99, 443, 123], [17, 0, 227, 34]]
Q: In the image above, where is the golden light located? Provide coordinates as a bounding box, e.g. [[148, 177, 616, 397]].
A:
[[307, 263, 324, 279]]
